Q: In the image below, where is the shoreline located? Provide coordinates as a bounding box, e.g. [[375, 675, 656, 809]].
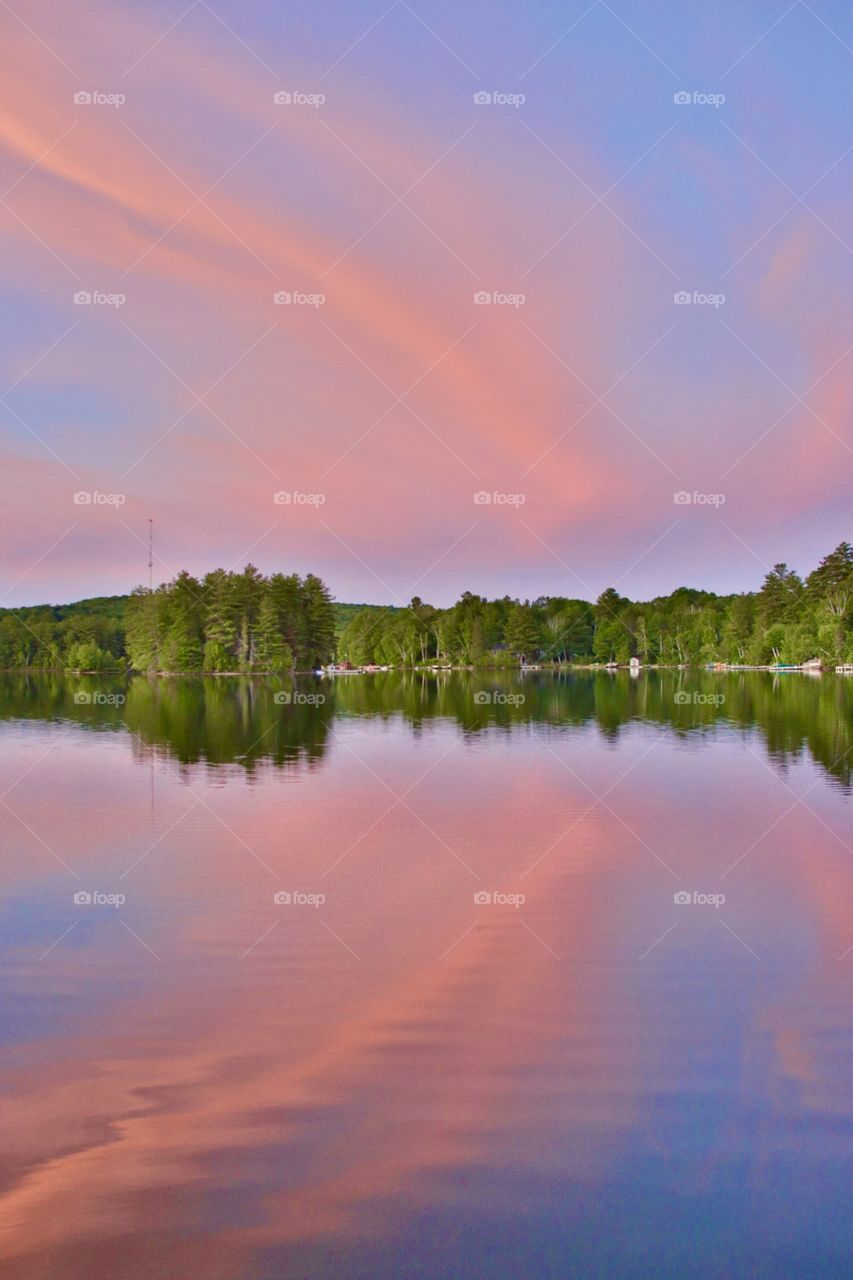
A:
[[1, 663, 846, 676]]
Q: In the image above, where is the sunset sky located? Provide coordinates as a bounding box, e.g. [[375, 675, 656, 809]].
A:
[[1, 0, 850, 607]]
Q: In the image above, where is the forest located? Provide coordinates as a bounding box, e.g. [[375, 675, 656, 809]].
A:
[[0, 567, 338, 673], [338, 541, 853, 668], [0, 541, 851, 671]]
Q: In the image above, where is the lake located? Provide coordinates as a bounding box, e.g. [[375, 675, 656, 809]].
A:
[[1, 670, 851, 1278]]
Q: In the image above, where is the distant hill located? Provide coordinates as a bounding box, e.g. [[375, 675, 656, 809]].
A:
[[0, 594, 399, 639], [333, 602, 402, 635], [1, 595, 128, 623]]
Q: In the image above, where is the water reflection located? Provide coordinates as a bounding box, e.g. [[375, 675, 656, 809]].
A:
[[0, 673, 851, 1278], [2, 670, 853, 788]]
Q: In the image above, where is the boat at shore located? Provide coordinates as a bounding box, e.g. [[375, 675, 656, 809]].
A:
[[320, 663, 393, 674], [708, 659, 827, 673], [768, 658, 824, 673]]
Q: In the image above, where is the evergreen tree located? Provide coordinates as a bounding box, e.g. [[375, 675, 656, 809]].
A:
[[266, 573, 304, 661], [232, 564, 264, 670], [757, 564, 803, 626], [300, 574, 336, 669], [202, 569, 238, 669], [255, 593, 293, 671], [806, 543, 853, 658], [504, 604, 541, 663], [124, 587, 166, 671]]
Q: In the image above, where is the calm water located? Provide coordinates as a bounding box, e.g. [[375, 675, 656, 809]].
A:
[[1, 670, 852, 1278]]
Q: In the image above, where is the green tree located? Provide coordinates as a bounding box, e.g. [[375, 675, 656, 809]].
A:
[[504, 604, 541, 663], [124, 587, 167, 671], [806, 543, 853, 659], [757, 563, 803, 627], [300, 574, 336, 669], [254, 594, 293, 671], [64, 640, 125, 671], [202, 569, 238, 669]]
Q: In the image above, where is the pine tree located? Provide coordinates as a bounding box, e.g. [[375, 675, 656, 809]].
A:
[[254, 593, 293, 671], [202, 570, 237, 671], [757, 564, 803, 626], [232, 564, 264, 670], [160, 619, 203, 671], [806, 543, 853, 658], [266, 573, 303, 661], [806, 542, 853, 599], [162, 571, 203, 671], [504, 604, 541, 663], [124, 587, 166, 671], [300, 574, 336, 669]]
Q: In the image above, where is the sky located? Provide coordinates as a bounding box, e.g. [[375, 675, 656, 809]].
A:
[[0, 0, 850, 608]]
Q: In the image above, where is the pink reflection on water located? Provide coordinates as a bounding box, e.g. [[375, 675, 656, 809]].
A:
[[0, 719, 852, 1275]]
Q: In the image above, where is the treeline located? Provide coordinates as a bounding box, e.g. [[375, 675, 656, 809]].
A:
[[339, 541, 853, 667], [2, 541, 852, 672], [0, 568, 337, 673], [340, 594, 593, 666], [124, 567, 336, 672], [0, 595, 126, 672]]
